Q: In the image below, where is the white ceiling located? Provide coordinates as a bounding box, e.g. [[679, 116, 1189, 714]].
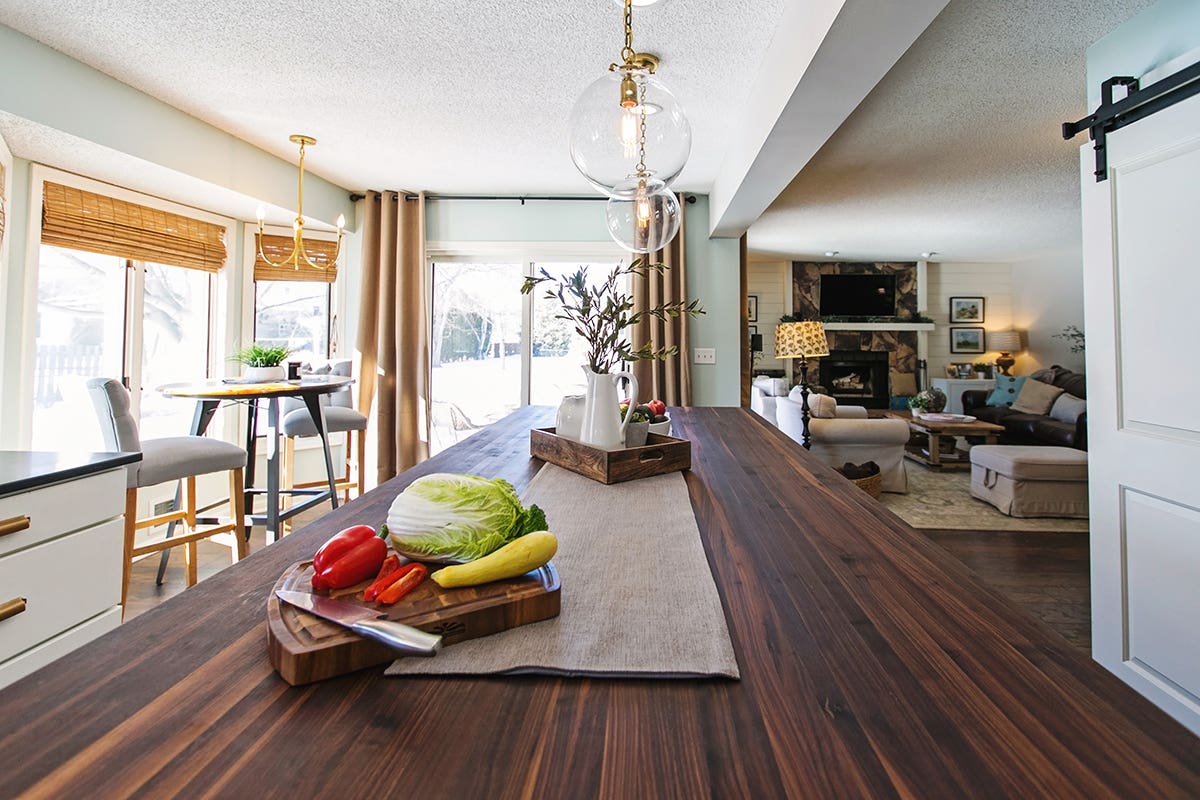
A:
[[747, 0, 1155, 263], [0, 0, 786, 195]]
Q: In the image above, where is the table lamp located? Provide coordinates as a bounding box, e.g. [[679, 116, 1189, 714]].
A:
[[774, 321, 830, 449], [988, 330, 1023, 376]]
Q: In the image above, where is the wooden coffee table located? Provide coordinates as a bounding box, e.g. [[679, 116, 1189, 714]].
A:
[[887, 411, 1004, 469]]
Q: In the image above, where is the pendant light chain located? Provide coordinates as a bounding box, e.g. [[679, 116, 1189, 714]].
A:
[[621, 0, 635, 64], [636, 82, 648, 176]]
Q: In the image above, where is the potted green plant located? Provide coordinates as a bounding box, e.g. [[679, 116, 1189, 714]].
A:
[[972, 362, 990, 379], [522, 259, 703, 449], [232, 343, 292, 383], [907, 393, 929, 419]]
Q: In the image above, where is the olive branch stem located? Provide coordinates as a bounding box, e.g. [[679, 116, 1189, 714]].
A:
[[520, 258, 704, 375]]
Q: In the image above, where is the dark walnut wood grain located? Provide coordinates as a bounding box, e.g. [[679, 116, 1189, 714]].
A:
[[267, 558, 561, 685], [0, 407, 1196, 799], [529, 427, 691, 484]]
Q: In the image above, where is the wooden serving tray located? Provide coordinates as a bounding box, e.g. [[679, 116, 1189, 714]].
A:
[[530, 427, 691, 485], [267, 556, 561, 685]]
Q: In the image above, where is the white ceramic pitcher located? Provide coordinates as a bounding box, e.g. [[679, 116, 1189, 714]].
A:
[[579, 367, 638, 450]]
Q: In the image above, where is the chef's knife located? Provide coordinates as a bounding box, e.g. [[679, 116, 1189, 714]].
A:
[[275, 589, 442, 657]]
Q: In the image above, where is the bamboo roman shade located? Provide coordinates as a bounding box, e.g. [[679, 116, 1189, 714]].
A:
[[41, 182, 227, 272], [253, 233, 338, 283]]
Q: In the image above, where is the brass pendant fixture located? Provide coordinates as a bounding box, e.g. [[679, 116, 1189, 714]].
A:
[[256, 134, 345, 271]]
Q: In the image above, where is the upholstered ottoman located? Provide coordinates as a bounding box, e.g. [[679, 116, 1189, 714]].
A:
[[969, 445, 1089, 518]]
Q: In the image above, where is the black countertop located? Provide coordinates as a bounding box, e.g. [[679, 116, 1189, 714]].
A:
[[0, 451, 141, 497]]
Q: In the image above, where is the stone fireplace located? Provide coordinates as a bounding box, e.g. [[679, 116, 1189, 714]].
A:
[[819, 350, 890, 408]]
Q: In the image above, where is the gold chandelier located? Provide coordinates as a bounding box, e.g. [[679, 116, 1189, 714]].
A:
[[256, 134, 345, 270]]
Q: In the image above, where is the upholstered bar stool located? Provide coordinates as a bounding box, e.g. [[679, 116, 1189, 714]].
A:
[[87, 378, 248, 610], [280, 360, 366, 510]]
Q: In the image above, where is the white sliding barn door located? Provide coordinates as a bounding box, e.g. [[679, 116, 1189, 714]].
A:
[[1082, 90, 1200, 735]]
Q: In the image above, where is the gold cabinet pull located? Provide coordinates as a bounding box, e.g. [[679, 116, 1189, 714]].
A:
[[0, 597, 27, 623], [0, 515, 31, 537]]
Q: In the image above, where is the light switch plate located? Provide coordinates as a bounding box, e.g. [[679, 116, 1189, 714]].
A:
[[693, 348, 716, 365]]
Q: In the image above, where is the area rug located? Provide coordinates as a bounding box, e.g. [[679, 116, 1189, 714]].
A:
[[880, 466, 1089, 533]]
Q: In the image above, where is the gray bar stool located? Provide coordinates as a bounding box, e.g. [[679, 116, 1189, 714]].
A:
[[87, 378, 248, 611], [280, 360, 367, 513]]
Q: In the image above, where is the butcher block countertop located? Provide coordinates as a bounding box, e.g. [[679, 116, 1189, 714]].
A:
[[0, 407, 1196, 798]]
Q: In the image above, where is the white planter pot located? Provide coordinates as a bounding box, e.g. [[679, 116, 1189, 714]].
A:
[[244, 366, 286, 383]]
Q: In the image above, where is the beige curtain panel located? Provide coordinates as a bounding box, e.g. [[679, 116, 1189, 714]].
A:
[[252, 233, 338, 283], [356, 191, 431, 481], [630, 194, 692, 406], [41, 182, 227, 272]]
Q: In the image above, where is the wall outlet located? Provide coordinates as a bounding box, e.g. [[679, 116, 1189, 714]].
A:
[[693, 348, 716, 365]]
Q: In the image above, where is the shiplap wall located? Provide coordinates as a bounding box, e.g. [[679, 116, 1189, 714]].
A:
[[747, 260, 790, 373], [926, 261, 1021, 379]]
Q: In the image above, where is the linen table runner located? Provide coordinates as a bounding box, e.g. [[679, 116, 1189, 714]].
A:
[[387, 464, 739, 679]]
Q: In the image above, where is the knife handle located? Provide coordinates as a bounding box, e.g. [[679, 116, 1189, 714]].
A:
[[350, 618, 442, 657]]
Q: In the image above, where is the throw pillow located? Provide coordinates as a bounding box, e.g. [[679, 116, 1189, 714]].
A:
[[1049, 392, 1087, 424], [808, 394, 838, 418], [1011, 379, 1065, 415], [986, 375, 1027, 407]]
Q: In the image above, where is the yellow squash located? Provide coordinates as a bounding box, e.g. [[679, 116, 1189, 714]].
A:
[[430, 531, 557, 588]]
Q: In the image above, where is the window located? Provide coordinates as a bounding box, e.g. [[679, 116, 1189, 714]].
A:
[[251, 233, 337, 361], [428, 253, 625, 454], [32, 179, 228, 450]]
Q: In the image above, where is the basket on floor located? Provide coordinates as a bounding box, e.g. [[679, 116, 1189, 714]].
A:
[[848, 471, 882, 499], [835, 462, 882, 500]]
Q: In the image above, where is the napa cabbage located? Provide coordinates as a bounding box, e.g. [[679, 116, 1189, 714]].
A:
[[386, 473, 547, 564]]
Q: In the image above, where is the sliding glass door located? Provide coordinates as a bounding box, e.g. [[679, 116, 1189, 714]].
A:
[[429, 256, 624, 454]]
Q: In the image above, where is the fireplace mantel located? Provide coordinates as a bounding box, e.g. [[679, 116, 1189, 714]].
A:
[[822, 322, 935, 332]]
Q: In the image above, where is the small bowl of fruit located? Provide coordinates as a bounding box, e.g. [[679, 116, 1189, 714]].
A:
[[644, 399, 671, 437]]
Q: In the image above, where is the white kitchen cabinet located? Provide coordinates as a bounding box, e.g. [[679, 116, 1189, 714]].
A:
[[930, 378, 994, 415], [0, 453, 138, 690]]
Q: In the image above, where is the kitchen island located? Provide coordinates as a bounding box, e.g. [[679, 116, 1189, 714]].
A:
[[0, 407, 1196, 798]]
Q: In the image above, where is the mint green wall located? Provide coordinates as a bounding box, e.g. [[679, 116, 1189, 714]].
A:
[[0, 24, 352, 225], [425, 195, 743, 406], [1087, 0, 1200, 108], [426, 198, 610, 242], [683, 195, 741, 407]]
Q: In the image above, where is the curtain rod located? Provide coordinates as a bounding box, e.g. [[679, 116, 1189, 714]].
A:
[[347, 192, 698, 204]]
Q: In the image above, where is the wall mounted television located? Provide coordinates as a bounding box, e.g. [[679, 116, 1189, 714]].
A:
[[818, 274, 896, 316]]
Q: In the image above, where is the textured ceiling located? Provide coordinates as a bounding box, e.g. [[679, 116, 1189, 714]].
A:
[[0, 0, 786, 194], [748, 0, 1155, 263]]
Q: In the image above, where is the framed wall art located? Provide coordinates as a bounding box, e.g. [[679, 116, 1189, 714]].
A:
[[949, 296, 985, 323], [747, 295, 759, 322], [950, 326, 986, 354]]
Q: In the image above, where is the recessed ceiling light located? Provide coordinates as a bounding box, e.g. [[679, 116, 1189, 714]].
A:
[[920, 251, 936, 259], [614, 0, 669, 6], [824, 250, 838, 258]]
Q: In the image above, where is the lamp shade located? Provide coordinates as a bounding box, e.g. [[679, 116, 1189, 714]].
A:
[[988, 330, 1022, 352], [774, 321, 830, 359]]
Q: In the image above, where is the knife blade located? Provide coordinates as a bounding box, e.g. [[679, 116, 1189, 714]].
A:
[[275, 589, 442, 657]]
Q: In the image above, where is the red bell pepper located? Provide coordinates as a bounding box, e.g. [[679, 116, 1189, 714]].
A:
[[311, 525, 388, 591], [376, 563, 428, 605], [362, 554, 403, 602]]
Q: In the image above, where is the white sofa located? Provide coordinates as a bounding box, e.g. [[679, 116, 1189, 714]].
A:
[[771, 390, 910, 493], [750, 376, 790, 426]]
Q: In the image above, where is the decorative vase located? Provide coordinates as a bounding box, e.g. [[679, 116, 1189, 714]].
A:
[[925, 387, 948, 413], [555, 394, 586, 441], [647, 414, 672, 437], [244, 365, 285, 382], [624, 420, 649, 448], [579, 367, 638, 450]]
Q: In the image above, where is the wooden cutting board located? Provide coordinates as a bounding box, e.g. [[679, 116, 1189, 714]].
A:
[[267, 556, 561, 685]]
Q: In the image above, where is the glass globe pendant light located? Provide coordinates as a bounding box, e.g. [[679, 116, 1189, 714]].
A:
[[568, 0, 691, 200], [604, 97, 681, 253]]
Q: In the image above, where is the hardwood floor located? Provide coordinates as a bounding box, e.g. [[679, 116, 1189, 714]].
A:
[[126, 517, 1094, 653], [922, 528, 1091, 651]]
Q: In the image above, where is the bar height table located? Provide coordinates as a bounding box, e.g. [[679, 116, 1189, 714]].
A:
[[160, 376, 354, 542]]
